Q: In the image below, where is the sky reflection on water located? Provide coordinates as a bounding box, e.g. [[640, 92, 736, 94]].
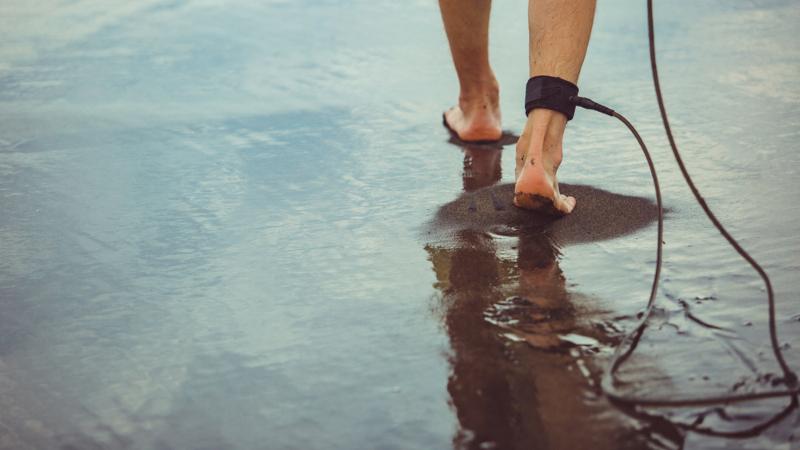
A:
[[1, 1, 799, 449]]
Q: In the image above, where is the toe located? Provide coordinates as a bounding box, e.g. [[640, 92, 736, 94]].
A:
[[555, 194, 576, 214]]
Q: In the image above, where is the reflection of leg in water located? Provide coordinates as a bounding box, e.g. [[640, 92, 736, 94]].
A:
[[461, 144, 502, 192], [425, 228, 672, 449], [509, 233, 575, 350], [428, 230, 546, 449], [438, 0, 502, 143]]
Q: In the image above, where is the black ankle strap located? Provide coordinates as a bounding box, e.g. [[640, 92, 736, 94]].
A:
[[524, 76, 579, 120]]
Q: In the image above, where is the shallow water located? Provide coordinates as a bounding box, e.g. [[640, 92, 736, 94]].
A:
[[1, 1, 799, 449]]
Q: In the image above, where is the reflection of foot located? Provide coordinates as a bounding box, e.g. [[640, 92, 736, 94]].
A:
[[443, 85, 502, 143], [462, 145, 502, 192], [514, 109, 576, 215]]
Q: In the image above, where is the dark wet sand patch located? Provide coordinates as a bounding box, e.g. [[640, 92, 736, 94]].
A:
[[428, 183, 661, 246]]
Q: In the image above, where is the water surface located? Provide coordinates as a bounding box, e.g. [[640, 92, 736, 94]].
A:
[[1, 1, 799, 449]]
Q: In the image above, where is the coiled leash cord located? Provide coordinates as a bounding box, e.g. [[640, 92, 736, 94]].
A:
[[606, 0, 800, 408], [528, 0, 799, 412]]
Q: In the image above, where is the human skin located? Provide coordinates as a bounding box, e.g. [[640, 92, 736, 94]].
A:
[[439, 0, 502, 143], [439, 0, 597, 214]]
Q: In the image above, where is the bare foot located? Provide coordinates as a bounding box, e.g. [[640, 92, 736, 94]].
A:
[[513, 109, 576, 215], [443, 84, 502, 143]]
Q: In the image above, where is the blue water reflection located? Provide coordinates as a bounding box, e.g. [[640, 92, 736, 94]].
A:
[[1, 1, 798, 449]]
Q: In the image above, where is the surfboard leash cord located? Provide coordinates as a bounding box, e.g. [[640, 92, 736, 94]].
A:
[[568, 0, 799, 413]]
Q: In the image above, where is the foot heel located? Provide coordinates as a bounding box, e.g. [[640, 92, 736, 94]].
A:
[[513, 192, 564, 216]]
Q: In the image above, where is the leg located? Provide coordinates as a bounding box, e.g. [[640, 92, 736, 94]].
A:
[[439, 0, 502, 142], [514, 0, 596, 213]]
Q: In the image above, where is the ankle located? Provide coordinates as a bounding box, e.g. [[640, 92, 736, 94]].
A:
[[458, 78, 500, 110], [525, 109, 566, 148]]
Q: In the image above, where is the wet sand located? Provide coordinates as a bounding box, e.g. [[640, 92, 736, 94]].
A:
[[1, 1, 799, 449], [429, 182, 660, 245]]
